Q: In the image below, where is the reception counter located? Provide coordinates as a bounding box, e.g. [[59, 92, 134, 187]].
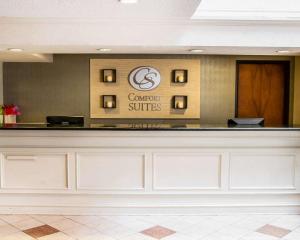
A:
[[0, 125, 300, 214], [1, 123, 299, 131]]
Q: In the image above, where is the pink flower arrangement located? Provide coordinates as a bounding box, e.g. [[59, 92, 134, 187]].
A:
[[3, 105, 21, 116]]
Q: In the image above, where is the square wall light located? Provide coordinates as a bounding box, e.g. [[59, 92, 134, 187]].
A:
[[172, 96, 188, 110], [102, 95, 117, 109], [101, 69, 116, 83]]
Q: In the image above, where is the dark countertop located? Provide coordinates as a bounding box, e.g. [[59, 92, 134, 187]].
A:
[[0, 123, 300, 131]]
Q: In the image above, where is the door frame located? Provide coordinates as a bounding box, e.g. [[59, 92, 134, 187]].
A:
[[235, 60, 291, 124]]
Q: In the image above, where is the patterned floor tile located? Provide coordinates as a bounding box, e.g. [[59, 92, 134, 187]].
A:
[[158, 220, 194, 232], [0, 215, 32, 224], [197, 218, 228, 231], [0, 214, 299, 240], [0, 231, 36, 240], [232, 217, 271, 231], [62, 225, 98, 239], [162, 232, 195, 240], [282, 230, 300, 240], [48, 218, 82, 231], [23, 225, 59, 238], [246, 215, 278, 222], [140, 216, 178, 226], [200, 232, 238, 240], [270, 215, 300, 230], [11, 217, 44, 231], [0, 224, 20, 237], [105, 216, 155, 233], [100, 223, 135, 238], [240, 231, 279, 240], [180, 216, 211, 225], [179, 224, 216, 239], [65, 215, 104, 226], [31, 215, 67, 225], [119, 220, 155, 232], [77, 233, 117, 240], [141, 225, 176, 239], [256, 224, 291, 238], [94, 219, 121, 232], [0, 219, 9, 226], [207, 215, 245, 225], [281, 226, 300, 238], [119, 233, 155, 240], [106, 215, 141, 224], [37, 232, 75, 240], [216, 225, 251, 239]]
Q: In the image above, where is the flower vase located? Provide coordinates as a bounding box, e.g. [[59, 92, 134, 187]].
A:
[[4, 115, 17, 124]]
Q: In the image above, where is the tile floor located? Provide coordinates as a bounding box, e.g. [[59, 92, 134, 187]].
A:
[[0, 214, 300, 240]]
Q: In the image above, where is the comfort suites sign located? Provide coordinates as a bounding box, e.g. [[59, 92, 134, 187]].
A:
[[90, 59, 200, 119]]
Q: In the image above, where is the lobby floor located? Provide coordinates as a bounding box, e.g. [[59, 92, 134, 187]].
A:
[[0, 214, 300, 240]]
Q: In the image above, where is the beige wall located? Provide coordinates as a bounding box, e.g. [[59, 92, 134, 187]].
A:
[[294, 57, 300, 125], [200, 56, 236, 123], [3, 54, 295, 124]]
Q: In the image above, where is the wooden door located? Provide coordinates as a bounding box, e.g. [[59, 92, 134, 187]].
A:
[[236, 62, 290, 126]]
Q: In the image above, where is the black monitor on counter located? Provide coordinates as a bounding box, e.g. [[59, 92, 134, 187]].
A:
[[228, 118, 264, 127], [46, 116, 84, 126]]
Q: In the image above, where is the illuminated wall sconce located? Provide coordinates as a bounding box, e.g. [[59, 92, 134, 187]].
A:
[[101, 69, 116, 83], [102, 95, 117, 109], [173, 69, 188, 83], [172, 95, 188, 109]]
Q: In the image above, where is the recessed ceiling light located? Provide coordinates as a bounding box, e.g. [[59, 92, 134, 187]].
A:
[[189, 49, 204, 53], [96, 48, 112, 52], [8, 48, 23, 52], [119, 0, 138, 4], [276, 50, 290, 53]]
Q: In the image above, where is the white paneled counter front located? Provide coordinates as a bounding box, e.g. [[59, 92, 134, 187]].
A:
[[0, 129, 300, 214]]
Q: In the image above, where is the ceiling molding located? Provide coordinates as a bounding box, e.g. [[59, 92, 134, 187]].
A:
[[0, 53, 53, 62], [192, 10, 300, 21], [193, 0, 300, 21], [2, 17, 300, 26]]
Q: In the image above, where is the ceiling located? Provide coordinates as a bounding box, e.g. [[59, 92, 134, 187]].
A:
[[0, 0, 300, 62], [0, 0, 200, 20]]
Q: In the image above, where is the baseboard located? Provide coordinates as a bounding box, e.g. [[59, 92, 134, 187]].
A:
[[1, 193, 300, 215], [1, 205, 300, 215]]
